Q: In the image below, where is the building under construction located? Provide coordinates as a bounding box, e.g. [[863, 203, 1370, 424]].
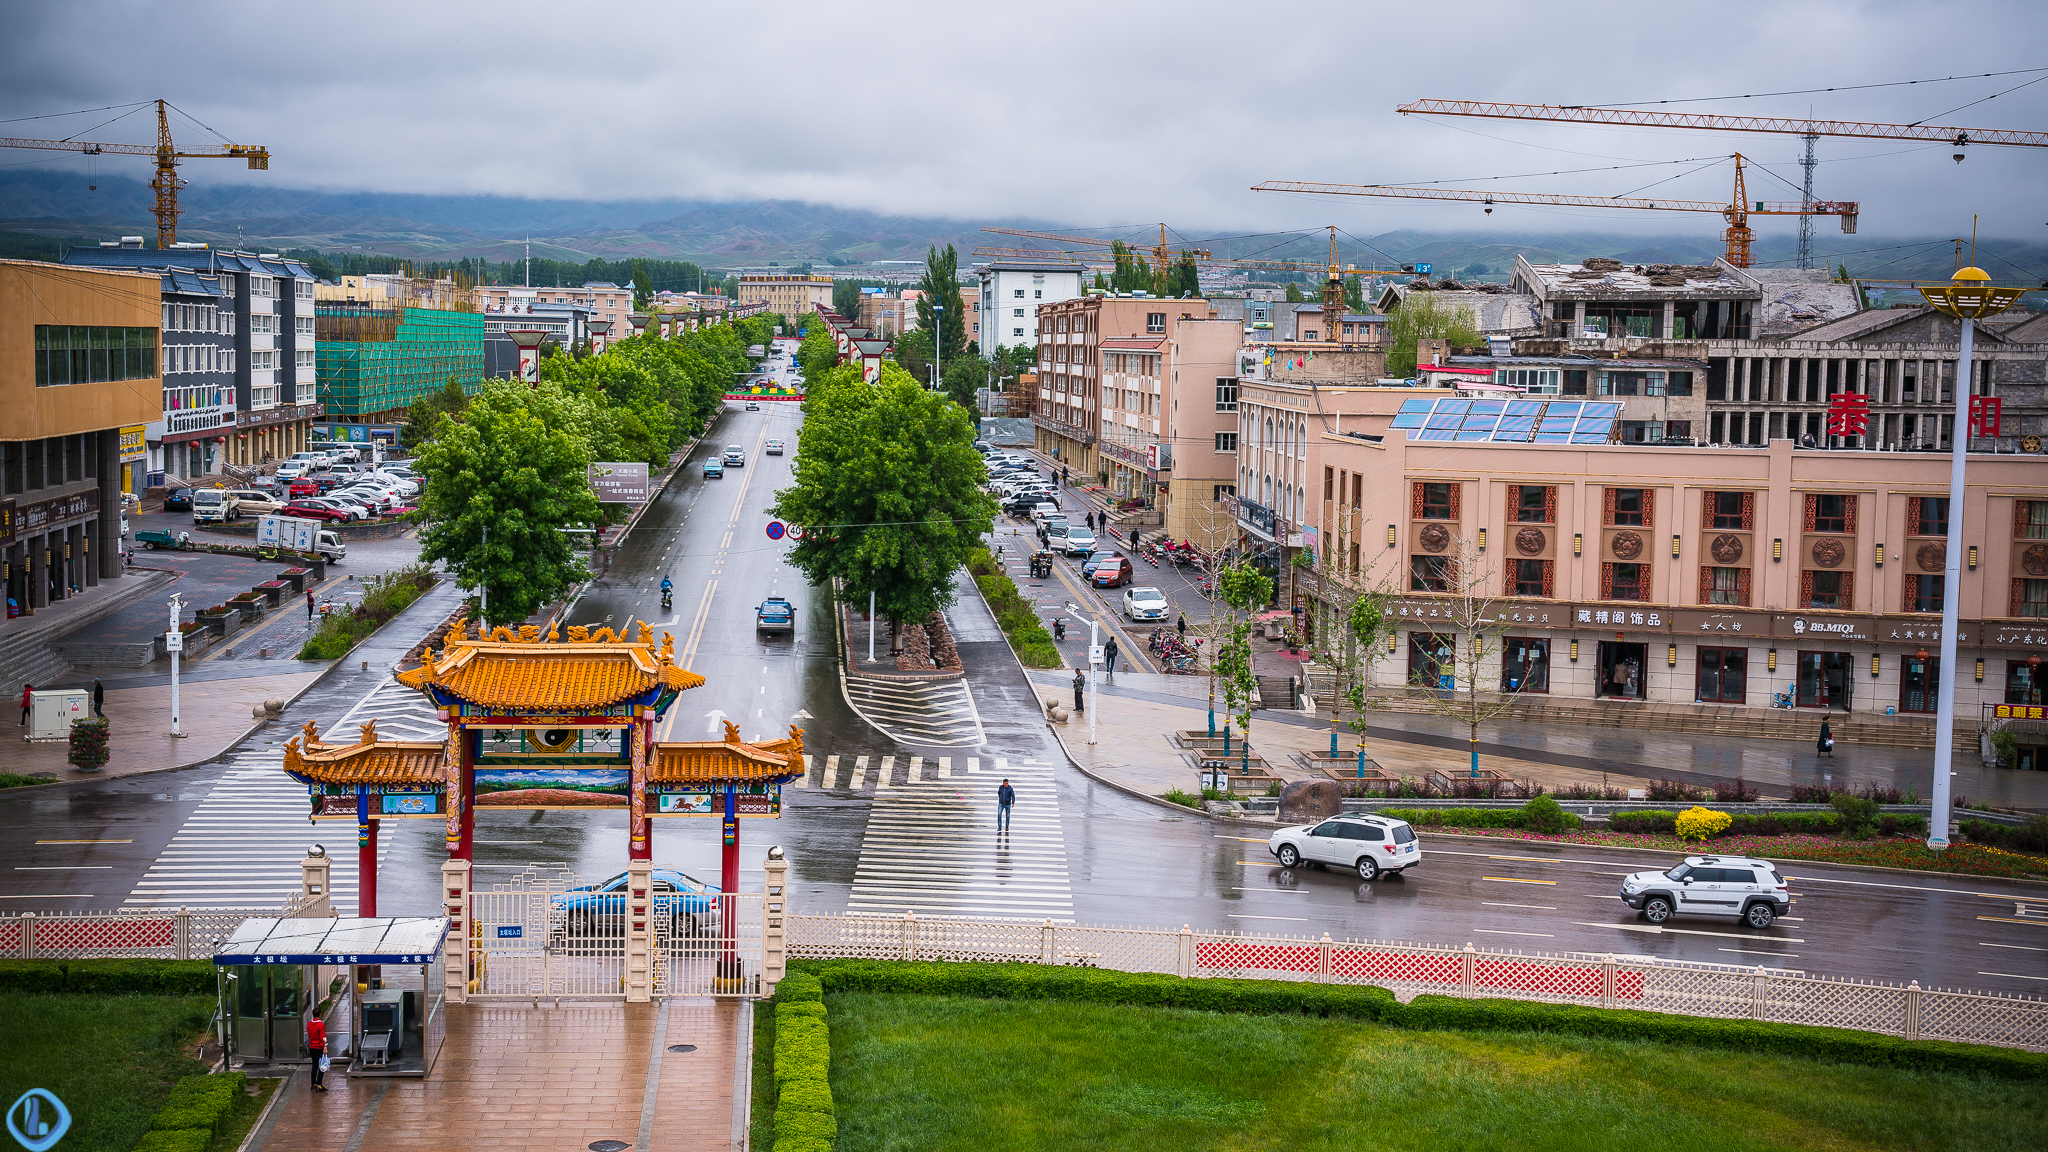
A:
[[314, 274, 483, 423]]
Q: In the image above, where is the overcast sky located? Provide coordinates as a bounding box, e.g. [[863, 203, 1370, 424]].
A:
[[4, 0, 2044, 244]]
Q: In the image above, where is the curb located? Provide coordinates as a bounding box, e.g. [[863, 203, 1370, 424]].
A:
[[234, 1072, 296, 1152]]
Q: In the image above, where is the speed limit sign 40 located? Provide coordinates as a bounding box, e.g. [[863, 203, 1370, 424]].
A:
[[786, 524, 806, 540]]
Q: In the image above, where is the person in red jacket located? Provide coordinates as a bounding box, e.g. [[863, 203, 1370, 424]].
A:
[[306, 1015, 327, 1090], [18, 683, 30, 727]]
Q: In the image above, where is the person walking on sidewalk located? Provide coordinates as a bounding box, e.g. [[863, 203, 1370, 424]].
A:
[[18, 683, 31, 726], [1060, 465, 1068, 487], [1103, 636, 1119, 675], [1175, 613, 1186, 639], [306, 1014, 327, 1091], [996, 778, 1015, 833], [90, 678, 104, 719], [1072, 669, 1085, 714], [1817, 719, 1835, 758], [306, 590, 316, 622]]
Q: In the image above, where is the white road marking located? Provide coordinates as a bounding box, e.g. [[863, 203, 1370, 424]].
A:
[[1477, 929, 1555, 938], [1980, 941, 2048, 952], [1481, 901, 1556, 910]]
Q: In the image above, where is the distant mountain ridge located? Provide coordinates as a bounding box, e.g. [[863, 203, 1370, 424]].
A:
[[2, 169, 2040, 284]]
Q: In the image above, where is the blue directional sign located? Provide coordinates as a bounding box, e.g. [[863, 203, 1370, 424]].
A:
[[1412, 262, 1433, 275], [7, 1090, 71, 1152]]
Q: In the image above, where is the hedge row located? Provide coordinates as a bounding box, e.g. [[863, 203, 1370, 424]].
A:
[[1383, 795, 1580, 834], [1609, 809, 1927, 837], [0, 959, 216, 995], [792, 959, 2048, 1081], [1962, 816, 2048, 853], [968, 549, 1060, 668], [772, 973, 835, 1152], [132, 1072, 247, 1152]]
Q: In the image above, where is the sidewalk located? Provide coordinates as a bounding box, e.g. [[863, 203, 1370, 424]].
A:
[[1030, 668, 2048, 810], [255, 1000, 747, 1152]]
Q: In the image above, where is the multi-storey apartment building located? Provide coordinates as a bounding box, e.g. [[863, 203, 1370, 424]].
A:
[[735, 274, 832, 319], [474, 281, 630, 334], [976, 261, 1085, 357], [154, 270, 237, 481]]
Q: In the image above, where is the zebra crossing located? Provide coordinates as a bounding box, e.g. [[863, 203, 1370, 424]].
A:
[[838, 756, 1074, 921], [119, 677, 436, 910], [837, 669, 985, 747]]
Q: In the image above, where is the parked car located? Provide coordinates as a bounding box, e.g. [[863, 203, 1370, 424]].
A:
[[1268, 814, 1421, 880], [1123, 586, 1169, 621], [225, 489, 285, 515], [298, 497, 368, 522], [282, 501, 352, 524], [765, 439, 785, 455], [162, 490, 193, 512], [1088, 553, 1133, 588], [288, 477, 319, 499], [1061, 528, 1096, 557], [550, 868, 720, 936], [703, 457, 725, 478], [1029, 502, 1062, 526], [1619, 855, 1790, 928], [756, 597, 794, 635]]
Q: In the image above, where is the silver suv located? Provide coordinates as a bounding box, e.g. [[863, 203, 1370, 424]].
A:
[[1619, 855, 1790, 929], [1268, 814, 1421, 881]]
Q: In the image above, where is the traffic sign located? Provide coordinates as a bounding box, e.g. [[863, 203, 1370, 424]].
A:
[[786, 524, 805, 540], [766, 521, 786, 540]]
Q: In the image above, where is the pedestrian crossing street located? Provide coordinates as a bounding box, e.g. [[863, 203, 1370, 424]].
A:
[[838, 671, 985, 747], [818, 754, 1074, 922], [119, 678, 437, 910]]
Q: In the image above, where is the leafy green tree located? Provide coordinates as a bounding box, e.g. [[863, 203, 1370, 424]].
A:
[[942, 353, 987, 413], [1214, 563, 1275, 767], [631, 260, 653, 311], [414, 379, 603, 626], [1461, 262, 1490, 278], [1284, 281, 1305, 303], [1343, 273, 1366, 315], [797, 324, 839, 380], [891, 328, 934, 384], [914, 245, 969, 368], [1387, 294, 1482, 375], [1163, 253, 1202, 299], [1092, 271, 1108, 291], [1109, 241, 1151, 295], [770, 363, 996, 650], [401, 376, 473, 449], [833, 279, 889, 316]]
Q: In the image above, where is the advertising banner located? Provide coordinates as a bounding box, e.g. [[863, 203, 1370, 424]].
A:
[[119, 426, 147, 462], [589, 462, 650, 503]]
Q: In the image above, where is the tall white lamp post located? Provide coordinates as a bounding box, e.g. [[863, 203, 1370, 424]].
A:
[[1061, 601, 1100, 745], [1916, 266, 2023, 850], [166, 593, 185, 738]]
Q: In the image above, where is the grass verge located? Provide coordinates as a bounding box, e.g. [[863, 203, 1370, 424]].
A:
[[0, 991, 213, 1152], [966, 547, 1060, 668], [296, 563, 436, 660], [0, 771, 57, 789], [1410, 824, 2048, 880], [825, 990, 2048, 1151]]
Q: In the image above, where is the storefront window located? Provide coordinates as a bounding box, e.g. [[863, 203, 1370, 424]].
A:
[[2006, 660, 2045, 706], [1598, 641, 1647, 699], [1706, 567, 1743, 605], [1900, 654, 1940, 714], [1408, 633, 1454, 689], [2017, 579, 2048, 618], [1908, 574, 1945, 614], [1697, 647, 1747, 703], [1502, 637, 1549, 692], [1797, 652, 1852, 710]]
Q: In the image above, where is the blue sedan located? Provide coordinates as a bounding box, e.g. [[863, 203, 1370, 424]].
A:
[[703, 457, 725, 478], [550, 869, 721, 936]]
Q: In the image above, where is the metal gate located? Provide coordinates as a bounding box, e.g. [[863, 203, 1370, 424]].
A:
[[469, 869, 627, 998], [657, 892, 764, 997]]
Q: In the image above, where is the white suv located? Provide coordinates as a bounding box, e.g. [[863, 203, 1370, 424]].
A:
[[1268, 814, 1421, 881], [1619, 854, 1791, 929]]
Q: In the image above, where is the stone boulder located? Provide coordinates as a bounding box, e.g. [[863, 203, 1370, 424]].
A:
[[1277, 779, 1343, 825]]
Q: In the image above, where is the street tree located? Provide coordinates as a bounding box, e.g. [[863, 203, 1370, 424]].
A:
[[770, 362, 996, 650], [797, 323, 839, 380], [913, 245, 969, 368], [1401, 535, 1529, 778], [401, 376, 473, 449], [1213, 562, 1274, 769], [414, 379, 603, 626], [1387, 294, 1481, 376], [942, 352, 987, 413], [631, 260, 653, 311], [1162, 252, 1202, 299], [890, 328, 934, 384]]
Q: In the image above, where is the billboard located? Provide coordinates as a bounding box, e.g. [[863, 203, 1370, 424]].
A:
[[119, 425, 147, 462], [589, 462, 650, 503]]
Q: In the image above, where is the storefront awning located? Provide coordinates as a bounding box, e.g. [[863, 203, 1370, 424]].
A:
[[214, 917, 450, 965]]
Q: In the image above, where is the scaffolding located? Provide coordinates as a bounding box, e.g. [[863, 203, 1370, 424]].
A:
[[316, 306, 483, 420]]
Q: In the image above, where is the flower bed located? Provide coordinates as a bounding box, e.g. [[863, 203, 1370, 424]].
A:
[[1417, 825, 2048, 880]]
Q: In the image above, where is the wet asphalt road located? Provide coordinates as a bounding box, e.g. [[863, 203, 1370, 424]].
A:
[[2, 360, 2044, 995]]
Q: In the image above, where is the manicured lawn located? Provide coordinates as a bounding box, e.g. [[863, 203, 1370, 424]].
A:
[[0, 992, 214, 1152], [1421, 826, 2048, 880], [825, 992, 2048, 1151]]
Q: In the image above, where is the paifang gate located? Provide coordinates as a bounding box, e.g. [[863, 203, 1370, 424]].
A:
[[284, 617, 802, 1000]]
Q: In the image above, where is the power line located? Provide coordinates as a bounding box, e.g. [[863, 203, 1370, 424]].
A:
[[1569, 67, 2048, 109], [1908, 72, 2048, 127], [0, 101, 151, 126]]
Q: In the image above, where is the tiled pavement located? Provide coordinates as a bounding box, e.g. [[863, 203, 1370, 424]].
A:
[[257, 999, 745, 1152]]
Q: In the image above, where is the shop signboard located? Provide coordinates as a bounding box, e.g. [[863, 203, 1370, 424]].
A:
[[1772, 614, 1878, 643], [588, 462, 650, 504], [119, 425, 147, 462]]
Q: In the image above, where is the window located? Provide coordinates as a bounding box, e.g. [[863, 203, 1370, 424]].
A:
[[2018, 579, 2048, 618], [1213, 432, 1237, 452], [1408, 633, 1454, 687], [1324, 467, 1335, 502], [251, 314, 276, 335], [1414, 482, 1457, 520], [2019, 501, 2048, 540], [1697, 647, 1747, 703], [1701, 566, 1749, 606], [1013, 289, 1024, 298], [1801, 570, 1852, 609], [1913, 496, 1949, 537], [1013, 328, 1024, 337], [1666, 371, 1694, 396], [2009, 659, 2047, 705], [251, 350, 276, 372], [1604, 562, 1647, 602], [1606, 487, 1648, 526], [1807, 493, 1854, 534], [1013, 308, 1024, 317], [33, 326, 157, 386], [1510, 558, 1552, 598], [1664, 421, 1692, 441], [1146, 312, 1165, 333], [1706, 491, 1752, 530], [1215, 378, 1237, 411], [1502, 637, 1550, 691], [1562, 370, 1588, 396], [1034, 290, 1043, 299], [1213, 484, 1235, 502], [295, 280, 313, 301], [295, 316, 313, 337], [250, 276, 274, 298], [1510, 484, 1554, 524], [1410, 555, 1452, 592], [1493, 367, 1560, 394], [1906, 573, 1945, 614], [295, 349, 314, 370], [1598, 370, 1666, 396], [1619, 420, 1663, 444], [250, 385, 279, 408]]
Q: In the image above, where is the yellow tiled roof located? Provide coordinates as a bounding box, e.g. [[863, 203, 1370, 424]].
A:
[[650, 723, 804, 784], [394, 617, 707, 709], [283, 720, 445, 785]]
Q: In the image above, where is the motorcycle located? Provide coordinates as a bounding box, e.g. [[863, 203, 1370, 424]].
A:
[[660, 587, 673, 612], [1052, 618, 1066, 641]]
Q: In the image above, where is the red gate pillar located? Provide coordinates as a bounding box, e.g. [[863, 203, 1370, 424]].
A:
[[356, 789, 378, 917], [717, 783, 741, 990], [446, 724, 474, 861]]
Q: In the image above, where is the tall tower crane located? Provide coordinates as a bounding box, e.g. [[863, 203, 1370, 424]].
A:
[[1254, 155, 1855, 268], [981, 224, 1211, 270], [1393, 99, 2048, 268], [0, 100, 270, 249]]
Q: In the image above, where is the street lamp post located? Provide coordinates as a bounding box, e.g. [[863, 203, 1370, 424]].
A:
[[932, 303, 945, 391], [1061, 602, 1099, 745], [166, 593, 185, 738], [1917, 266, 2024, 850]]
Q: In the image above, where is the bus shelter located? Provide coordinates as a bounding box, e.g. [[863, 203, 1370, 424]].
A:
[[215, 917, 449, 1077]]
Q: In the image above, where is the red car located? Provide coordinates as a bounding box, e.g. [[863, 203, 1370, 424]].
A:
[[288, 478, 318, 499], [1088, 553, 1134, 588], [283, 501, 352, 523]]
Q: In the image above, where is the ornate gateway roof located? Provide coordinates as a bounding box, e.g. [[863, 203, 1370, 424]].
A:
[[394, 618, 707, 710], [283, 719, 445, 785], [651, 722, 805, 784]]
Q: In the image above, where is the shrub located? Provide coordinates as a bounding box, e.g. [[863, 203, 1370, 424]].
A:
[[133, 1132, 211, 1152], [1858, 783, 1905, 805], [1382, 807, 1523, 830], [1647, 778, 1708, 802], [1831, 792, 1880, 838], [1161, 789, 1203, 810], [1554, 783, 1635, 801], [1610, 810, 1678, 834], [1712, 776, 1759, 803], [0, 958, 215, 994], [773, 992, 835, 1152], [1962, 815, 2048, 853], [1520, 794, 1578, 835], [1787, 783, 1834, 804], [67, 717, 110, 771], [1675, 806, 1733, 842]]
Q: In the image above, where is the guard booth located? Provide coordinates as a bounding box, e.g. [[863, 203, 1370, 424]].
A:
[[215, 917, 449, 1077]]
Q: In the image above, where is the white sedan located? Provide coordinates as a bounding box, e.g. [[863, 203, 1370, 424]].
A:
[[1122, 586, 1169, 621]]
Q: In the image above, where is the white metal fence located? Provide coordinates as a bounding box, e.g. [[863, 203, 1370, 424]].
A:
[[786, 911, 2048, 1053]]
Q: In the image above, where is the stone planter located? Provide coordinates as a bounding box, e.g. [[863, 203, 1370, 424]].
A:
[[157, 627, 217, 661], [253, 581, 287, 608], [197, 609, 240, 639], [278, 568, 311, 594], [227, 595, 265, 623]]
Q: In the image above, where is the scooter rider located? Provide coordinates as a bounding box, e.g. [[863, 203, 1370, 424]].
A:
[[660, 576, 673, 608]]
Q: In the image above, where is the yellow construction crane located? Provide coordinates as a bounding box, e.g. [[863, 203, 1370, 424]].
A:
[[1, 100, 269, 249], [1253, 155, 1855, 268]]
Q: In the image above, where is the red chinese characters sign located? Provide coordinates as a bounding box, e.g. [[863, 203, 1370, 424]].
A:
[[1969, 395, 2003, 437], [1825, 394, 1870, 438]]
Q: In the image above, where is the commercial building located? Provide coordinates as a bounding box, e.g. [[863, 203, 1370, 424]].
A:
[[1, 260, 160, 616], [313, 275, 483, 423], [154, 269, 237, 482], [735, 274, 832, 319], [976, 261, 1085, 357], [475, 282, 630, 333], [64, 243, 323, 469]]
